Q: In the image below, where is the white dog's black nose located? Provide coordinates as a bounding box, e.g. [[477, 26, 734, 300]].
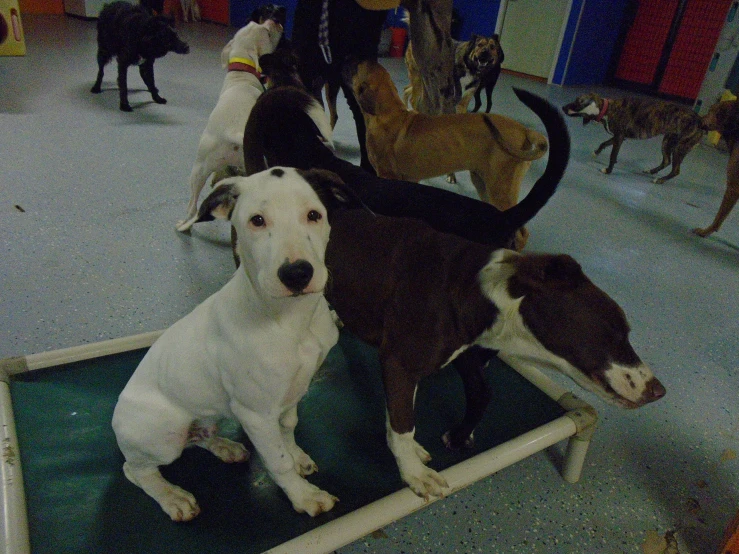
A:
[[278, 260, 314, 293]]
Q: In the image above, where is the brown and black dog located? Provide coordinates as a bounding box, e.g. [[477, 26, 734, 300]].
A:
[[695, 99, 739, 237], [323, 204, 666, 499], [562, 93, 704, 183]]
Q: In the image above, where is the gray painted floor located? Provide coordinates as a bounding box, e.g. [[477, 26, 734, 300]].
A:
[[1, 14, 738, 554]]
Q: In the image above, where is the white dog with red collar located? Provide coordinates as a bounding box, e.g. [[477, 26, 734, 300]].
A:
[[115, 168, 345, 521], [176, 20, 283, 232]]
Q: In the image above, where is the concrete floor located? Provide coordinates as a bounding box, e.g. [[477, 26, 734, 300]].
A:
[[1, 14, 737, 554]]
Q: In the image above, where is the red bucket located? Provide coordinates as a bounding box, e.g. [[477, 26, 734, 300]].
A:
[[389, 27, 407, 58]]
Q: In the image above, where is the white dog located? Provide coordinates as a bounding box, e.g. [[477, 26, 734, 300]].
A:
[[114, 168, 348, 521], [176, 20, 283, 232]]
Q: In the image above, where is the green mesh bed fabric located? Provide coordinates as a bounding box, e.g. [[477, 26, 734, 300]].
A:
[[10, 330, 565, 554]]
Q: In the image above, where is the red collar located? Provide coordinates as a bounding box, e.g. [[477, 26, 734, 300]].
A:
[[227, 61, 263, 82], [595, 98, 610, 122]]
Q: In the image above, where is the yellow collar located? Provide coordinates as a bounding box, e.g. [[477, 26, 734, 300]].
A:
[[228, 57, 260, 72]]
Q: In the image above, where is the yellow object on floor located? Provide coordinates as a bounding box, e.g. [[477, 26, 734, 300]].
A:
[[0, 0, 25, 56], [708, 90, 738, 145]]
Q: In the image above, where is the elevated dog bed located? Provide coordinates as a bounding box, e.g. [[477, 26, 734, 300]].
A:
[[0, 330, 597, 554]]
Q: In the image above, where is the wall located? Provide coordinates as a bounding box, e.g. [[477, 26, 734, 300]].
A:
[[453, 0, 499, 40], [552, 0, 630, 85], [19, 0, 63, 15]]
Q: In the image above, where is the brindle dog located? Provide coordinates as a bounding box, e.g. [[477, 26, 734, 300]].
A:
[[695, 99, 739, 237], [562, 93, 704, 183]]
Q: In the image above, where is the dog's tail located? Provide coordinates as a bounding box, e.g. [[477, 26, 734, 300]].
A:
[[483, 116, 548, 161], [498, 88, 570, 233], [243, 86, 333, 176]]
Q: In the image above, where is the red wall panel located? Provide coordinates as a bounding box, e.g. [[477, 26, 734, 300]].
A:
[[615, 0, 679, 85], [659, 0, 732, 99]]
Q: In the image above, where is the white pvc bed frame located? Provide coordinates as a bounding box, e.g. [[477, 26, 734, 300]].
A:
[[0, 332, 597, 554]]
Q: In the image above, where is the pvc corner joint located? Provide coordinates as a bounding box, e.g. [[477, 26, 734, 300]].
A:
[[0, 357, 29, 382], [558, 392, 598, 441]]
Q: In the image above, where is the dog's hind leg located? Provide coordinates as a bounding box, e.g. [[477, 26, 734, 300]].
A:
[[123, 464, 201, 521], [116, 60, 133, 112], [693, 146, 739, 236], [177, 159, 212, 231], [91, 50, 111, 94], [443, 346, 495, 449], [139, 59, 167, 104], [177, 140, 237, 231], [646, 134, 676, 177], [190, 421, 250, 463], [653, 137, 691, 183]]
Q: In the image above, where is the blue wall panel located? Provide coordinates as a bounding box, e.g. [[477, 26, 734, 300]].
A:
[[552, 0, 584, 85], [454, 0, 500, 40], [560, 0, 629, 85]]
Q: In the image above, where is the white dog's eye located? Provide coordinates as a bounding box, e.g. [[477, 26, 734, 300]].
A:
[[307, 210, 322, 222], [250, 214, 265, 227]]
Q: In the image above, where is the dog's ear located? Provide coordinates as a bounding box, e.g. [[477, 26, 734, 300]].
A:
[[512, 253, 586, 291], [194, 178, 241, 223], [355, 82, 377, 115], [297, 168, 371, 221]]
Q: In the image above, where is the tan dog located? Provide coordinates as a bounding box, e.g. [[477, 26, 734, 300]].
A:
[[695, 99, 739, 237], [352, 60, 548, 249]]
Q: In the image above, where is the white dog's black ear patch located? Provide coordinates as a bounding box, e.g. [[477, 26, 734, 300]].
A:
[[195, 181, 240, 223]]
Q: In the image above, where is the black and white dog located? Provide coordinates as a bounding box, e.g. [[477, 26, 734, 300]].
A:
[[91, 1, 189, 112]]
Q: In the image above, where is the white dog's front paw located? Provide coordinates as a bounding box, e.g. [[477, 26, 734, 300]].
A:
[[290, 483, 338, 516], [400, 463, 448, 499], [158, 485, 201, 522], [413, 441, 432, 463], [290, 447, 318, 476], [206, 436, 250, 463]]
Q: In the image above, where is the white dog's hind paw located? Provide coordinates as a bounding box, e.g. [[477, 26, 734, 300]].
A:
[[291, 485, 338, 516], [204, 436, 250, 463], [158, 485, 201, 522]]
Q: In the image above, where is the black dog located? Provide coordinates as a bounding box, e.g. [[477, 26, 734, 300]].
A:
[[91, 1, 189, 112], [259, 48, 304, 89], [139, 0, 163, 14], [240, 84, 569, 250]]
